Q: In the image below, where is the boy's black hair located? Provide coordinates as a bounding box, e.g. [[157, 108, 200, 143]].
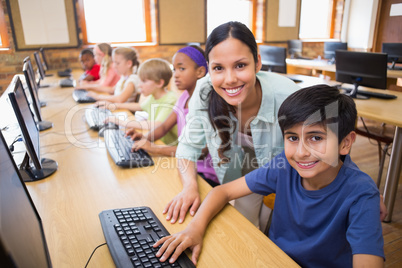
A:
[[80, 48, 94, 57], [278, 84, 357, 144]]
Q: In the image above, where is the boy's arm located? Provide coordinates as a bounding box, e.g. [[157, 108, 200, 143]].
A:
[[353, 254, 384, 268], [154, 176, 253, 265], [145, 111, 177, 142]]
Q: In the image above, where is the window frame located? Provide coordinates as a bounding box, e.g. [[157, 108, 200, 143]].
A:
[[0, 3, 10, 48], [298, 0, 342, 41], [76, 0, 154, 45]]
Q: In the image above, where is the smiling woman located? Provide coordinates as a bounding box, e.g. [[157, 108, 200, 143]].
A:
[[164, 21, 300, 229]]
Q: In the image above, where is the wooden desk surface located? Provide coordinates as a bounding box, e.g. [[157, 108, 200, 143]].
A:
[[286, 58, 402, 79], [19, 73, 299, 267]]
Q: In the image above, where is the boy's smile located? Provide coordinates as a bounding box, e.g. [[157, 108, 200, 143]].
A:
[[284, 123, 345, 190]]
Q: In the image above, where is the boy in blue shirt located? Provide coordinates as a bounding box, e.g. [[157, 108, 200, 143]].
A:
[[154, 84, 385, 267]]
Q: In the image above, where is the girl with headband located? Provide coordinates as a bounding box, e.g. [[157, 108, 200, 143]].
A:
[[127, 45, 218, 186]]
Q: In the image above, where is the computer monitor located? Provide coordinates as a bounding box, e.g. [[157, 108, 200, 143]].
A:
[[23, 62, 53, 131], [39, 48, 51, 72], [33, 52, 50, 88], [8, 76, 57, 182], [259, 45, 287, 74], [287, 39, 303, 59], [23, 57, 47, 107], [335, 50, 387, 99], [0, 130, 52, 267], [382, 42, 402, 70], [324, 42, 347, 64]]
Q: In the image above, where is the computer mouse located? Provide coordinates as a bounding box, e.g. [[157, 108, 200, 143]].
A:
[[98, 123, 119, 138]]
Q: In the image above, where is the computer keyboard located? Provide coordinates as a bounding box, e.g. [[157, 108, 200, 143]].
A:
[[104, 128, 154, 168], [73, 89, 96, 103], [99, 206, 194, 268], [340, 87, 397, 99], [85, 107, 112, 130], [57, 69, 72, 77], [60, 78, 76, 87]]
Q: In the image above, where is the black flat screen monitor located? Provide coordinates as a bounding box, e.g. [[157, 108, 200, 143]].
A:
[[33, 52, 50, 88], [8, 76, 57, 182], [0, 130, 52, 267], [287, 39, 303, 59], [324, 42, 347, 63], [39, 48, 50, 72], [23, 57, 47, 108], [335, 50, 387, 99], [259, 45, 287, 74], [23, 62, 53, 131], [382, 43, 402, 70]]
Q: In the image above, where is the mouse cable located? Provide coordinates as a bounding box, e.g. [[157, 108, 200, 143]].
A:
[[9, 134, 23, 152], [84, 242, 107, 268]]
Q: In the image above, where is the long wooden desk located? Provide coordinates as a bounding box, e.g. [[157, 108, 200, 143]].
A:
[[289, 74, 402, 222], [4, 72, 298, 267], [286, 58, 402, 80]]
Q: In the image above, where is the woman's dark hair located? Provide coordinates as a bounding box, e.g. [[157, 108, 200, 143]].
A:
[[278, 84, 357, 143], [202, 21, 259, 165]]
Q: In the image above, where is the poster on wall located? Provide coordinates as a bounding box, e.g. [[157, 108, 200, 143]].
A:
[[6, 0, 80, 50]]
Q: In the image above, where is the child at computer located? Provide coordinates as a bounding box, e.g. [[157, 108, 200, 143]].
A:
[[105, 58, 178, 145], [78, 48, 100, 82], [88, 46, 141, 103], [126, 45, 219, 186], [153, 85, 385, 267], [77, 43, 120, 94]]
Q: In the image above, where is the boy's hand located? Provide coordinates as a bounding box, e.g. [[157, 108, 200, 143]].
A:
[[163, 187, 201, 224], [153, 225, 204, 265]]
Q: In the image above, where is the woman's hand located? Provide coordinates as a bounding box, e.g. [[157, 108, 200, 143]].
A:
[[153, 224, 204, 266], [163, 185, 201, 224]]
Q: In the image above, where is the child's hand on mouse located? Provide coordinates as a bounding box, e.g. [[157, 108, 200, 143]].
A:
[[104, 116, 121, 126]]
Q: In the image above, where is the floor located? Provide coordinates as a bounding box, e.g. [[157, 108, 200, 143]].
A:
[[350, 134, 402, 267]]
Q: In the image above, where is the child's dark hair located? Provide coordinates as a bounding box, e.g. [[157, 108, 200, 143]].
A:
[[278, 84, 357, 143], [202, 21, 259, 166], [80, 48, 94, 58]]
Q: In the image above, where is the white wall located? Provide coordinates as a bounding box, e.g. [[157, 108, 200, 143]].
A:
[[345, 0, 379, 50]]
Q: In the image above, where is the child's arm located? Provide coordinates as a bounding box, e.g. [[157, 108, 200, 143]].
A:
[[95, 101, 142, 112], [132, 139, 177, 157], [353, 254, 384, 268], [153, 176, 253, 265], [88, 80, 136, 103], [78, 83, 115, 94], [105, 116, 161, 130]]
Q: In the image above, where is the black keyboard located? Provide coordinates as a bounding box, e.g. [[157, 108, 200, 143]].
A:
[[340, 88, 397, 99], [104, 128, 154, 168], [73, 89, 96, 103], [99, 206, 195, 268], [60, 78, 76, 87], [85, 107, 112, 130]]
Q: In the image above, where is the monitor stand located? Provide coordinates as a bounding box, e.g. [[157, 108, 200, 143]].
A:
[[346, 83, 369, 100], [19, 154, 58, 182], [40, 101, 47, 107], [38, 120, 53, 131], [39, 84, 50, 88]]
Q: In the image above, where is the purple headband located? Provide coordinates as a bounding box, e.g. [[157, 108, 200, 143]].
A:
[[177, 46, 208, 74]]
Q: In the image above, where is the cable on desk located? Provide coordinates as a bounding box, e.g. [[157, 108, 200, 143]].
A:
[[84, 242, 107, 268], [40, 127, 91, 137]]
